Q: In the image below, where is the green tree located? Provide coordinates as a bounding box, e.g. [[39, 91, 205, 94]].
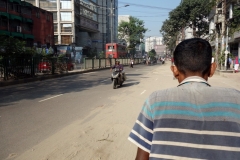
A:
[[99, 51, 105, 58], [160, 0, 215, 50], [148, 49, 156, 58], [229, 7, 240, 37], [118, 16, 147, 51], [0, 36, 27, 58]]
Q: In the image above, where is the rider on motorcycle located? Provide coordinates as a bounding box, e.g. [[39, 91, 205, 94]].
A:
[[111, 60, 126, 81]]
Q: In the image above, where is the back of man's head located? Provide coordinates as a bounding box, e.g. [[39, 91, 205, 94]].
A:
[[173, 38, 212, 76]]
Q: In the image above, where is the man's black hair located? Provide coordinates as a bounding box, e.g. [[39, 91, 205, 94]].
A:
[[173, 38, 212, 76]]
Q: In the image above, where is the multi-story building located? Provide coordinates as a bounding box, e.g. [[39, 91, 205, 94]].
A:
[[26, 0, 118, 56], [208, 0, 240, 69], [145, 37, 163, 52], [0, 0, 54, 47]]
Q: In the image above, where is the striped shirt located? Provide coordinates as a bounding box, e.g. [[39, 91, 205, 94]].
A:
[[128, 76, 240, 160]]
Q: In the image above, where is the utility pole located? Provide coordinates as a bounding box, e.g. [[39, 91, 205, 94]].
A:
[[111, 0, 113, 58], [224, 0, 229, 70], [215, 0, 219, 68], [221, 0, 226, 69]]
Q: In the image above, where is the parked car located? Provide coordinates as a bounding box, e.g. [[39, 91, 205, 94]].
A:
[[38, 61, 51, 72], [67, 62, 74, 71], [38, 61, 74, 72]]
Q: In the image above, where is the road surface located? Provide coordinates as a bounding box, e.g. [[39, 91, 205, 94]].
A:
[[0, 62, 239, 160]]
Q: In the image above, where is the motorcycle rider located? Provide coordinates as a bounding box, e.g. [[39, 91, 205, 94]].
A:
[[111, 60, 126, 81]]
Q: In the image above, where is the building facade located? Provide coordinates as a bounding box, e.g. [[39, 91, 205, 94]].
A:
[[25, 0, 118, 56], [145, 37, 164, 52], [208, 0, 240, 69], [0, 0, 54, 47]]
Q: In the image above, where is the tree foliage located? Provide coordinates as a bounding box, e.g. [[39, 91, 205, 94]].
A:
[[118, 16, 147, 50], [148, 49, 156, 58], [229, 7, 240, 36], [0, 36, 37, 59], [160, 0, 215, 51]]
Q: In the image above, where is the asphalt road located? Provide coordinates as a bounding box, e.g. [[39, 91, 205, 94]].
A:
[[0, 63, 162, 160], [1, 62, 240, 160]]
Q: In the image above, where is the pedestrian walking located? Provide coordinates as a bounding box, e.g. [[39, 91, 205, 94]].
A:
[[234, 56, 239, 73], [128, 38, 240, 160], [130, 58, 134, 68], [228, 57, 232, 69]]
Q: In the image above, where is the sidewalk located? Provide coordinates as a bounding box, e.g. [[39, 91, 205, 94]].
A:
[[216, 69, 240, 79]]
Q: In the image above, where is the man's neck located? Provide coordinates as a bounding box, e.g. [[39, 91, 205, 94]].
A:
[[178, 73, 208, 84]]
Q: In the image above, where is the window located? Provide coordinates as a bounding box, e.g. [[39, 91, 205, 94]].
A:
[[60, 12, 71, 21], [54, 35, 58, 44], [61, 24, 72, 32], [8, 3, 13, 10], [40, 0, 57, 10], [54, 23, 58, 32], [36, 11, 40, 18], [60, 0, 71, 9], [0, 17, 8, 27], [21, 8, 32, 17], [80, 8, 97, 21], [0, 0, 6, 8], [13, 4, 21, 13], [46, 14, 50, 21], [61, 35, 72, 44], [23, 24, 31, 31], [53, 12, 57, 21]]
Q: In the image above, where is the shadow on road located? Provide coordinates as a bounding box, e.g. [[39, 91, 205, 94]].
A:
[[0, 69, 144, 107], [121, 82, 140, 88]]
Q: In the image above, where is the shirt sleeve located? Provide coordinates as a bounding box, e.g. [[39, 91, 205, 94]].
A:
[[128, 99, 153, 153]]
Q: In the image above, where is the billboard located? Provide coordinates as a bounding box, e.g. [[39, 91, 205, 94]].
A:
[[154, 45, 166, 55]]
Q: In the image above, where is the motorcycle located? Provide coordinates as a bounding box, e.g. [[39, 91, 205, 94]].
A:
[[111, 68, 125, 89]]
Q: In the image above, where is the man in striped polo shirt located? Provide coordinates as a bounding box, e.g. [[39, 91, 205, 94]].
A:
[[128, 38, 240, 160]]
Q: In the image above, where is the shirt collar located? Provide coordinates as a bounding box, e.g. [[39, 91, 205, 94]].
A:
[[178, 76, 211, 87]]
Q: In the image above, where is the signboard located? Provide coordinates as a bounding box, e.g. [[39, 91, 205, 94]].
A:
[[154, 45, 166, 55]]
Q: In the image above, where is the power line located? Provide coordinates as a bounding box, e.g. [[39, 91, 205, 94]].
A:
[[119, 8, 170, 14], [132, 15, 168, 17], [119, 1, 173, 10], [143, 20, 164, 22]]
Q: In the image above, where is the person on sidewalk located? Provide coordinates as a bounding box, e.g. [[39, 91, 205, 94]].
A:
[[128, 38, 240, 160], [234, 56, 239, 73], [130, 58, 134, 68]]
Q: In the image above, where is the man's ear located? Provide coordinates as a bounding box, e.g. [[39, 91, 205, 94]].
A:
[[171, 65, 179, 79], [209, 62, 217, 77]]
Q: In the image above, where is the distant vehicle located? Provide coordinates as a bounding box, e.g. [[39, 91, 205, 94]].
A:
[[38, 61, 74, 72], [67, 62, 74, 71], [38, 61, 51, 72], [106, 43, 127, 58]]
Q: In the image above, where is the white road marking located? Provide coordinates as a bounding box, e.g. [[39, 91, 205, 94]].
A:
[[83, 72, 97, 75], [39, 94, 63, 102], [101, 79, 108, 83], [140, 90, 146, 95]]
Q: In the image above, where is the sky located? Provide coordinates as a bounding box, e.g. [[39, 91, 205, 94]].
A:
[[118, 0, 181, 39]]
